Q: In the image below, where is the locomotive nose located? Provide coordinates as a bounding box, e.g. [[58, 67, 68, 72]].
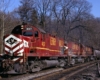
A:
[[4, 34, 23, 56]]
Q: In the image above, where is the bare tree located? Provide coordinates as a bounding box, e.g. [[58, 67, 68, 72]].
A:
[[49, 0, 92, 40], [34, 0, 51, 29], [65, 0, 91, 38], [0, 0, 11, 54], [18, 0, 34, 23], [30, 9, 39, 26]]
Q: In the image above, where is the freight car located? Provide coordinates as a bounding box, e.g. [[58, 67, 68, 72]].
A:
[[0, 23, 94, 74]]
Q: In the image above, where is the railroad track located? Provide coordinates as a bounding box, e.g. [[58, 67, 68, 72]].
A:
[[1, 67, 63, 80], [33, 61, 97, 80], [1, 60, 97, 80]]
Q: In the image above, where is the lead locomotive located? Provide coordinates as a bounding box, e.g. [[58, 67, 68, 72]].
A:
[[0, 23, 95, 74]]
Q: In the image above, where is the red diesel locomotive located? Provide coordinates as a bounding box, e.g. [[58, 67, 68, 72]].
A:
[[0, 23, 94, 74]]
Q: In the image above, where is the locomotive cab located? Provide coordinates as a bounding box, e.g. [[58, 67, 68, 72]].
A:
[[11, 24, 42, 54], [11, 24, 39, 37]]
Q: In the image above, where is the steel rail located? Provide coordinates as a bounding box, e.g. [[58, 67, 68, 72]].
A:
[[33, 61, 97, 80]]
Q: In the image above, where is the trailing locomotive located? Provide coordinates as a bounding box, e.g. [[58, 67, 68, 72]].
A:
[[0, 23, 95, 74]]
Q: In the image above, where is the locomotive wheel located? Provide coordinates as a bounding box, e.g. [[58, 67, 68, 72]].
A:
[[70, 59, 75, 66], [82, 59, 84, 63], [28, 61, 42, 72], [14, 63, 26, 74], [29, 65, 41, 72], [59, 60, 66, 67], [19, 65, 27, 74]]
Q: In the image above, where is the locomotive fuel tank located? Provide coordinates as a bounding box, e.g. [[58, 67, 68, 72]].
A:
[[42, 60, 59, 67]]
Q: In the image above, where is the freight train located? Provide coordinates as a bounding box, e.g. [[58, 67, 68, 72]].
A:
[[0, 23, 96, 74]]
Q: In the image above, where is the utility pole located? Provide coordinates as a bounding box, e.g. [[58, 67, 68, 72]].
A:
[[78, 26, 83, 57], [0, 0, 4, 54]]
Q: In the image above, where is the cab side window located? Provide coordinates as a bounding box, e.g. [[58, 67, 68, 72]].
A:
[[35, 31, 39, 37]]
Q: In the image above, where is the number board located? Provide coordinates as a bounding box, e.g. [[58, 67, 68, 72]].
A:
[[72, 44, 78, 50], [59, 40, 63, 47], [50, 37, 56, 46]]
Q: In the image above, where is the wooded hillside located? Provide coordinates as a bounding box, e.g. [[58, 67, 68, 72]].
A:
[[0, 0, 100, 53]]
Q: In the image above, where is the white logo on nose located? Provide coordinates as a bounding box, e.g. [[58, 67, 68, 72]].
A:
[[5, 35, 22, 48]]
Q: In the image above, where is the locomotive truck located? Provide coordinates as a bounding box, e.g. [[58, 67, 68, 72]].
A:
[[0, 23, 95, 74]]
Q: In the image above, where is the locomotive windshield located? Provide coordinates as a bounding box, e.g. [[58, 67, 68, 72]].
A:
[[23, 31, 33, 36]]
